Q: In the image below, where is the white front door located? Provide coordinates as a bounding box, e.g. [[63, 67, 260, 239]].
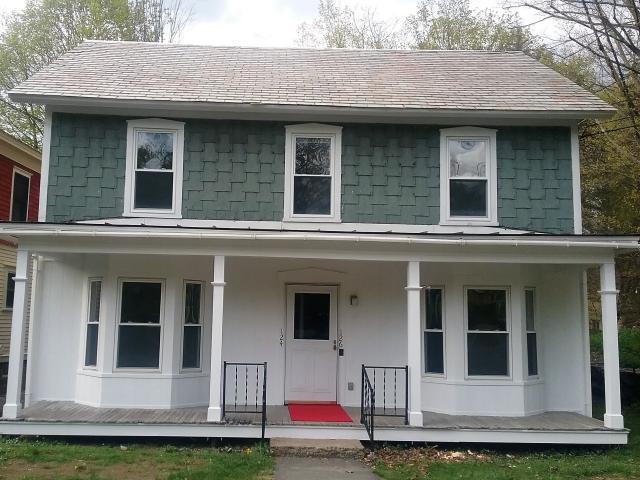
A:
[[285, 285, 338, 403]]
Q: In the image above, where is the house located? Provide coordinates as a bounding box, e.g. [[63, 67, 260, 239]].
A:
[[0, 130, 40, 399], [0, 41, 636, 444]]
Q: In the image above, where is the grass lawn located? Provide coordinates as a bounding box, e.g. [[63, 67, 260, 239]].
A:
[[0, 438, 272, 480], [369, 402, 640, 480]]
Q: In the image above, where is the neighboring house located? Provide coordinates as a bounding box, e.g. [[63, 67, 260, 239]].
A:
[[0, 130, 40, 391], [0, 41, 636, 444]]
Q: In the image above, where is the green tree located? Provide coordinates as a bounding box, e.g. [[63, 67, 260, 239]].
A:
[[0, 0, 193, 149]]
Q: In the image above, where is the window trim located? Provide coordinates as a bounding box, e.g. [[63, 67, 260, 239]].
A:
[[464, 286, 512, 380], [180, 280, 205, 372], [524, 287, 541, 379], [10, 167, 32, 222], [439, 126, 498, 226], [284, 123, 342, 223], [114, 278, 165, 372], [4, 270, 16, 310], [82, 278, 102, 370], [422, 286, 446, 377], [124, 118, 185, 218]]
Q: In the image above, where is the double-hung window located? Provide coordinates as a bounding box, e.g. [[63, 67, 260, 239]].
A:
[[116, 280, 163, 369], [440, 127, 497, 225], [5, 272, 15, 309], [10, 169, 30, 222], [424, 288, 444, 375], [525, 288, 539, 377], [466, 288, 510, 377], [124, 119, 184, 218], [182, 281, 204, 370], [84, 279, 102, 368], [284, 124, 342, 222]]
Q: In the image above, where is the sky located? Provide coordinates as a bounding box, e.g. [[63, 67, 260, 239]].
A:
[[0, 0, 553, 47]]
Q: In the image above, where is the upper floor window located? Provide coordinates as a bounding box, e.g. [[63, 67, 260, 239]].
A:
[[284, 124, 342, 222], [440, 127, 497, 226], [124, 119, 184, 218], [10, 169, 31, 222]]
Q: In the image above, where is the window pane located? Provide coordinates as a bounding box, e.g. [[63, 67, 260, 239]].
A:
[[182, 326, 201, 369], [525, 289, 535, 331], [449, 139, 486, 177], [117, 325, 161, 368], [184, 283, 201, 325], [527, 332, 538, 376], [293, 176, 331, 215], [468, 333, 508, 376], [120, 282, 162, 324], [134, 171, 173, 210], [425, 289, 443, 330], [295, 137, 331, 175], [468, 289, 507, 331], [425, 331, 444, 374], [85, 324, 99, 367], [88, 281, 102, 324], [11, 173, 29, 222], [136, 131, 173, 169], [6, 272, 15, 308], [450, 179, 487, 217], [294, 292, 330, 340]]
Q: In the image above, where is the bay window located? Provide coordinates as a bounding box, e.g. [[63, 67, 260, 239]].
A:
[[84, 279, 102, 367], [116, 280, 163, 369], [284, 124, 342, 222], [440, 127, 497, 225], [424, 287, 445, 375], [466, 288, 510, 377], [525, 288, 538, 377], [182, 281, 204, 370], [124, 119, 184, 217]]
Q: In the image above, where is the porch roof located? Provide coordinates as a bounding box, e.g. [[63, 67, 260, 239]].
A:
[[0, 221, 637, 264]]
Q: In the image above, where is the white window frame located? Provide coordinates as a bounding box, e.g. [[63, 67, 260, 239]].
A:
[[422, 286, 446, 377], [180, 280, 205, 372], [525, 287, 541, 379], [439, 126, 498, 226], [124, 118, 184, 218], [82, 278, 102, 370], [284, 123, 342, 223], [114, 278, 165, 372], [10, 167, 32, 222], [464, 286, 512, 380]]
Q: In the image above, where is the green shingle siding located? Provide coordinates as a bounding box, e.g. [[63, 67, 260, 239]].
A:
[[47, 114, 573, 233]]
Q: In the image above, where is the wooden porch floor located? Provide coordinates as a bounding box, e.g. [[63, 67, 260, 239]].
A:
[[16, 401, 611, 432]]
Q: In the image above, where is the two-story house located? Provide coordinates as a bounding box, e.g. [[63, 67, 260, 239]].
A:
[[0, 130, 40, 400], [0, 41, 636, 444]]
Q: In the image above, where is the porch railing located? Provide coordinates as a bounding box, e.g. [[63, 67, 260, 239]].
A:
[[361, 365, 375, 442], [222, 361, 267, 439], [360, 365, 409, 441]]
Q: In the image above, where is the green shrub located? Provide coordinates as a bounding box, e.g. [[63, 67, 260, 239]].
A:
[[591, 327, 640, 369]]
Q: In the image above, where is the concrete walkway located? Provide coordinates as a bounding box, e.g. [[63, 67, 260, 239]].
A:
[[275, 456, 379, 479]]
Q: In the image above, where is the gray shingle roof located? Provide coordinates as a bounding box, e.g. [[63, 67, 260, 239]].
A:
[[10, 40, 614, 116]]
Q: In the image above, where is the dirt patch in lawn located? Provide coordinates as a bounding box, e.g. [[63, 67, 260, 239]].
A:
[[0, 458, 194, 479]]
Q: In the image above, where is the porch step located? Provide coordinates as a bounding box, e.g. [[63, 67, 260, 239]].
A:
[[270, 438, 365, 458]]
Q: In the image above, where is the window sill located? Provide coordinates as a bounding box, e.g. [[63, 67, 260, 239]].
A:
[[77, 370, 208, 379], [283, 216, 342, 224], [123, 211, 182, 219], [440, 220, 499, 227]]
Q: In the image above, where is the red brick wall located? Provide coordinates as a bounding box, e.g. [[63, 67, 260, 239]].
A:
[[0, 153, 40, 222]]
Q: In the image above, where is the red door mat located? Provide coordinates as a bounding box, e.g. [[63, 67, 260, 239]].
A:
[[288, 403, 353, 423]]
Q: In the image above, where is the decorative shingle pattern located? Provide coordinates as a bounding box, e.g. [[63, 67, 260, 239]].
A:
[[46, 114, 573, 233], [13, 41, 613, 116]]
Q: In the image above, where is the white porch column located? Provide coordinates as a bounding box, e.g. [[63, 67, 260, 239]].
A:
[[406, 261, 423, 426], [2, 249, 30, 419], [207, 255, 226, 422], [599, 262, 624, 429]]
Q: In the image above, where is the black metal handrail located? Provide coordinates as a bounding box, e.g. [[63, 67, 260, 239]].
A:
[[222, 361, 267, 439], [360, 365, 409, 435], [361, 365, 375, 442]]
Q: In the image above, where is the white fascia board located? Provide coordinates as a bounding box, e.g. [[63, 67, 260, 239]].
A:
[[21, 96, 615, 125], [0, 223, 638, 250]]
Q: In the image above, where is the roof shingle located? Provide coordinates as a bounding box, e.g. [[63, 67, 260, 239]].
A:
[[9, 41, 614, 116]]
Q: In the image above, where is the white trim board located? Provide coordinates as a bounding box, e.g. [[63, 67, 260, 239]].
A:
[[38, 108, 52, 222], [571, 125, 583, 234], [0, 421, 627, 444]]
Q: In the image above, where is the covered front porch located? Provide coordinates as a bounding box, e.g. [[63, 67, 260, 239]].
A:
[[0, 224, 634, 443]]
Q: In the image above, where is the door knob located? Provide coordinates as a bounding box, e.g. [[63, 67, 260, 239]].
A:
[[333, 340, 337, 350]]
